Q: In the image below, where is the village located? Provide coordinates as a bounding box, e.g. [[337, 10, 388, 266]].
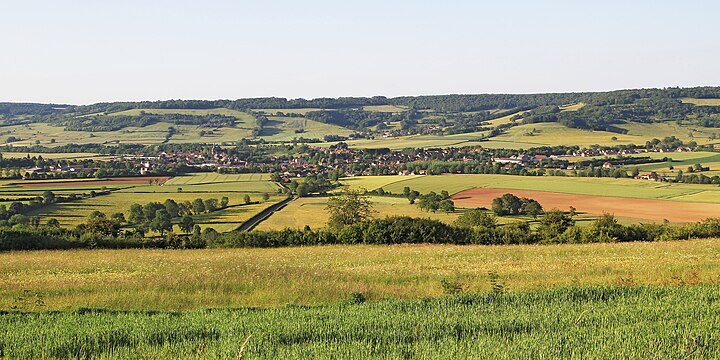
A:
[[5, 141, 701, 184]]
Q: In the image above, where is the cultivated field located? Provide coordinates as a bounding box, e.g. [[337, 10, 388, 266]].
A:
[[339, 174, 720, 222], [681, 97, 720, 106], [16, 176, 170, 188], [484, 110, 524, 126], [256, 196, 460, 230], [1, 239, 718, 311], [27, 190, 284, 231], [344, 174, 720, 202], [452, 187, 720, 222], [0, 152, 107, 160], [164, 173, 271, 185], [3, 285, 719, 358], [362, 104, 407, 113], [559, 102, 586, 111], [0, 173, 285, 231]]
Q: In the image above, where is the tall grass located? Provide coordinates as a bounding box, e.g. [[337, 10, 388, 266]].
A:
[[1, 286, 718, 358], [2, 240, 718, 311]]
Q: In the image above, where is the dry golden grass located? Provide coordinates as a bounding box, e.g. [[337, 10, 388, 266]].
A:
[[681, 97, 720, 106], [1, 239, 718, 311], [256, 196, 459, 230], [559, 102, 586, 111]]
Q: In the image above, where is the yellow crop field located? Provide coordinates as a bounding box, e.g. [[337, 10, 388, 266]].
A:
[[1, 238, 717, 310], [256, 195, 459, 230], [681, 98, 720, 106]]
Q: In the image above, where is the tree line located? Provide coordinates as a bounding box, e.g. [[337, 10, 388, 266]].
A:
[[2, 209, 720, 251]]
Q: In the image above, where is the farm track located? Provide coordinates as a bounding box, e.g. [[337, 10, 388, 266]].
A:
[[235, 196, 296, 232]]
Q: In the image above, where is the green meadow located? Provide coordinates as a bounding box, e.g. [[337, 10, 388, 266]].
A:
[[259, 116, 354, 142], [0, 173, 285, 231]]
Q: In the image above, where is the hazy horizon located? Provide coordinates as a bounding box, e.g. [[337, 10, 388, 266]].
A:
[[2, 0, 719, 105]]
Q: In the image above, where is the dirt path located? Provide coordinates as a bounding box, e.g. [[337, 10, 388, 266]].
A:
[[451, 188, 720, 222]]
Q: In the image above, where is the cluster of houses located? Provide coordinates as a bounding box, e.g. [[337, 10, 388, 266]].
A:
[[24, 164, 88, 176], [491, 155, 549, 166], [114, 148, 249, 174], [18, 143, 696, 181], [568, 147, 690, 158]]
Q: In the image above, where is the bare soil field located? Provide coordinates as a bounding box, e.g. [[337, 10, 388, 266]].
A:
[[15, 176, 170, 188], [452, 188, 720, 222]]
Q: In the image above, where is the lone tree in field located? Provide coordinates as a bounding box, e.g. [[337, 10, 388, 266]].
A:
[[326, 189, 375, 229]]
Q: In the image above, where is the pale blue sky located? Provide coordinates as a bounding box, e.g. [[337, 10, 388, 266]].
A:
[[1, 0, 718, 104]]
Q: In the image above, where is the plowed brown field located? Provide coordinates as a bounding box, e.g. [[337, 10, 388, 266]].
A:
[[451, 188, 720, 222]]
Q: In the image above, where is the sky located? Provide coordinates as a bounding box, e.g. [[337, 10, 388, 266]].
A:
[[1, 0, 718, 104]]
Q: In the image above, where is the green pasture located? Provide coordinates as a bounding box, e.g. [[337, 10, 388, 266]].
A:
[[485, 122, 640, 148], [0, 123, 170, 147], [618, 121, 719, 143], [121, 181, 280, 193], [258, 116, 354, 142], [566, 150, 718, 163], [633, 152, 720, 172], [0, 152, 106, 160], [317, 133, 490, 150], [106, 107, 251, 119], [0, 173, 282, 230], [480, 121, 719, 149], [0, 121, 256, 146], [341, 175, 424, 192], [27, 190, 284, 230], [165, 173, 271, 186], [167, 125, 254, 144]]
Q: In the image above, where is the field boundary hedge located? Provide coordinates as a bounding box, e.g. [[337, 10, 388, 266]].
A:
[[3, 215, 720, 251]]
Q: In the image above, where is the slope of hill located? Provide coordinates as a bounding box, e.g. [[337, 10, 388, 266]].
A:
[[2, 86, 720, 148]]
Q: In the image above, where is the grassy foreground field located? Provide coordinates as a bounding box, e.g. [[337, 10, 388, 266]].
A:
[[1, 239, 718, 311], [2, 285, 719, 359]]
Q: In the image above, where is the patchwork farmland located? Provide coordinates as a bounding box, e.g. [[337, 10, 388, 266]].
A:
[[3, 88, 720, 359]]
